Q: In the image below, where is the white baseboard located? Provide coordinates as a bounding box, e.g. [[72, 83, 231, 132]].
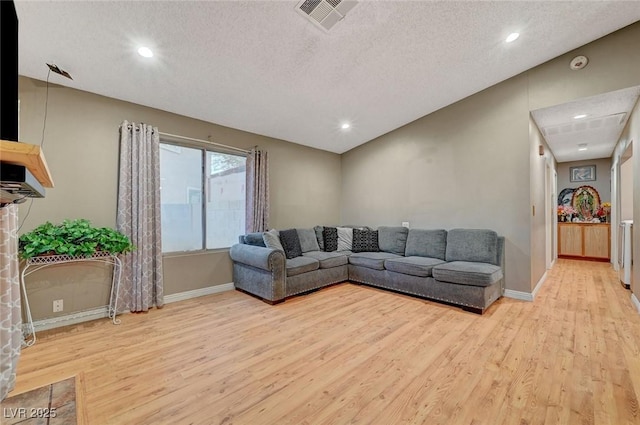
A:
[[504, 289, 534, 302], [33, 306, 112, 332], [163, 282, 235, 304], [504, 271, 547, 302], [32, 283, 235, 332], [531, 271, 547, 299], [632, 293, 640, 314]]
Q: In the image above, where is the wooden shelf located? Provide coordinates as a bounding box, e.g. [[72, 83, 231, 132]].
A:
[[0, 139, 54, 187]]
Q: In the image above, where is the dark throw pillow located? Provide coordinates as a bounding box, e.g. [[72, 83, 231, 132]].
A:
[[323, 226, 338, 252], [279, 228, 302, 259], [352, 229, 380, 253]]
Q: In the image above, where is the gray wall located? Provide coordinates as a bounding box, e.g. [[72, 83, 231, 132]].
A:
[[557, 158, 612, 206], [18, 76, 342, 320], [341, 75, 532, 291], [341, 22, 640, 294]]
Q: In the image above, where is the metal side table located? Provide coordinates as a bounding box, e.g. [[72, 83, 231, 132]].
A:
[[20, 251, 123, 347]]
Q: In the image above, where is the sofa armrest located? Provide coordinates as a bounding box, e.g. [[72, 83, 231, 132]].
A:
[[230, 243, 285, 271]]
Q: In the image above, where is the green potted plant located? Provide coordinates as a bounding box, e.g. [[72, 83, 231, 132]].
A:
[[19, 219, 134, 259]]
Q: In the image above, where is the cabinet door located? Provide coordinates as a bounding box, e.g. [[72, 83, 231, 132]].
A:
[[583, 225, 610, 259], [559, 224, 582, 256]]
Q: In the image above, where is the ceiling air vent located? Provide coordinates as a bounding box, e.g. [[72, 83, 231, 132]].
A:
[[296, 0, 358, 32]]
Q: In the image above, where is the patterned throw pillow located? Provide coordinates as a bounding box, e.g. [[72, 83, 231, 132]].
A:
[[323, 227, 338, 252], [279, 228, 303, 259], [352, 229, 380, 253]]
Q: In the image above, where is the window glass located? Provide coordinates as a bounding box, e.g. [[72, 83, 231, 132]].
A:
[[160, 144, 203, 252], [206, 151, 246, 249], [160, 143, 246, 252]]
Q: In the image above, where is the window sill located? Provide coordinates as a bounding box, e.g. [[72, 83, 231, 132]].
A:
[[162, 248, 231, 258]]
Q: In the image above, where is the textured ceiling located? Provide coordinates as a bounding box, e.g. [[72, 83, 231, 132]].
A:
[[531, 86, 640, 163], [14, 1, 640, 154]]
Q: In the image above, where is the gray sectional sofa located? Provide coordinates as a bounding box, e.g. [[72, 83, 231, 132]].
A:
[[229, 226, 505, 314]]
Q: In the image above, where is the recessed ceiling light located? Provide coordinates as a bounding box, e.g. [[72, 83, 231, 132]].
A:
[[574, 114, 587, 119], [505, 33, 520, 43], [138, 46, 153, 58], [578, 143, 588, 151], [341, 123, 351, 130]]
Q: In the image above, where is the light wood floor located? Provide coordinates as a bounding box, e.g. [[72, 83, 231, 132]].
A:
[[10, 260, 640, 424]]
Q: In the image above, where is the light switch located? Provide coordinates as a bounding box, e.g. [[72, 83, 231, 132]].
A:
[[402, 222, 410, 228]]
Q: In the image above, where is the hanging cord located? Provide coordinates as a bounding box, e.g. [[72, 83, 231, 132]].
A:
[[40, 68, 51, 149], [18, 68, 51, 231]]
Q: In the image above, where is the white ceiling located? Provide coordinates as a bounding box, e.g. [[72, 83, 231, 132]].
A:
[[531, 87, 640, 163], [14, 1, 640, 154]]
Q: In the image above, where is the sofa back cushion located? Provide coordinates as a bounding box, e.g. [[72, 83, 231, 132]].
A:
[[445, 229, 498, 265], [279, 228, 303, 259], [405, 229, 447, 260], [352, 229, 380, 253], [297, 228, 320, 253], [323, 226, 338, 252], [378, 226, 409, 256]]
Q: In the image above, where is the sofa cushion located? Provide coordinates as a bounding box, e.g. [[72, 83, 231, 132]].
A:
[[378, 226, 409, 256], [280, 228, 303, 259], [384, 256, 446, 278], [445, 229, 498, 265], [263, 229, 284, 252], [297, 228, 320, 253], [352, 229, 380, 253], [314, 226, 325, 251], [323, 226, 338, 252], [405, 229, 447, 260], [337, 227, 353, 251], [432, 261, 503, 287], [286, 256, 319, 277], [243, 232, 266, 247], [303, 251, 348, 269], [349, 252, 402, 270]]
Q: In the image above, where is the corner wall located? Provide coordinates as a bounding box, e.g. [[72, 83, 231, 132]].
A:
[[341, 75, 532, 292], [341, 22, 640, 294]]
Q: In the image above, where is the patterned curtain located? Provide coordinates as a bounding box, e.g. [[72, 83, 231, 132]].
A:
[[117, 121, 164, 312], [0, 205, 21, 401], [245, 148, 269, 233]]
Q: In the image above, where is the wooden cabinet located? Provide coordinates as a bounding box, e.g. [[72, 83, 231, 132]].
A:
[[558, 223, 610, 261]]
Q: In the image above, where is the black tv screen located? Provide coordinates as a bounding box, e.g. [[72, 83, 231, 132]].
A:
[[0, 0, 19, 142]]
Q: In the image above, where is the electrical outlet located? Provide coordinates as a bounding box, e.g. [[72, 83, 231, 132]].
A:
[[53, 299, 63, 313], [402, 222, 410, 228]]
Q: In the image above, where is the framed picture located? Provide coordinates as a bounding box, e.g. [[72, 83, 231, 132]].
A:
[[570, 165, 596, 182]]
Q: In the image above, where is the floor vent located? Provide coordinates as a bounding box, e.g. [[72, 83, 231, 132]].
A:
[[296, 0, 358, 32]]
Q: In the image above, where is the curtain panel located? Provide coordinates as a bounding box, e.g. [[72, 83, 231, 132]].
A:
[[0, 205, 21, 401], [245, 148, 269, 233], [117, 121, 164, 312]]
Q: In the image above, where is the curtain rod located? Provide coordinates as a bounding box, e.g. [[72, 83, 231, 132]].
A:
[[158, 131, 250, 154]]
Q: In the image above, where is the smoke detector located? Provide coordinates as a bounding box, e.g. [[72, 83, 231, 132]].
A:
[[569, 55, 588, 70], [296, 0, 358, 32]]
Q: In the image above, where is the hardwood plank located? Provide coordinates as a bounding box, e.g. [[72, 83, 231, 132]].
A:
[[11, 261, 640, 424]]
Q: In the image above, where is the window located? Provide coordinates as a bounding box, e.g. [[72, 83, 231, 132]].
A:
[[160, 143, 246, 252]]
